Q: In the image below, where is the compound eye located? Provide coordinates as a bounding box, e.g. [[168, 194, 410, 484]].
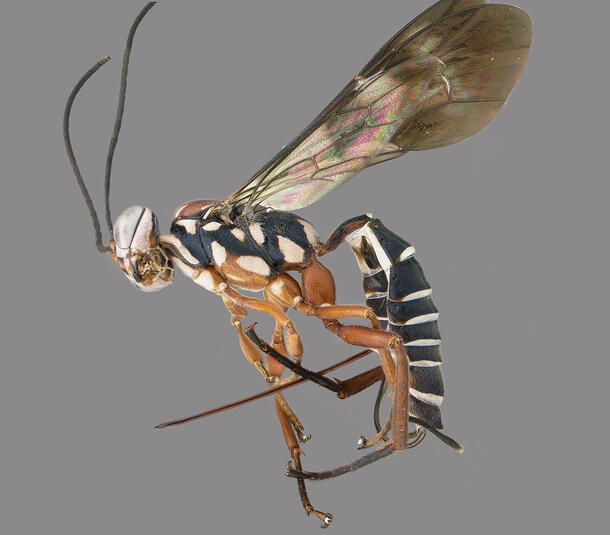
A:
[[113, 205, 158, 254], [111, 206, 172, 291]]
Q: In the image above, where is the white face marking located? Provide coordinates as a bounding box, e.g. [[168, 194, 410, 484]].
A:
[[236, 255, 270, 276], [193, 270, 216, 292], [175, 219, 197, 234], [410, 389, 444, 407], [391, 289, 432, 302], [158, 234, 200, 265], [249, 223, 265, 245], [231, 228, 246, 242], [278, 236, 305, 264], [203, 221, 222, 231], [211, 241, 227, 266], [297, 219, 320, 247]]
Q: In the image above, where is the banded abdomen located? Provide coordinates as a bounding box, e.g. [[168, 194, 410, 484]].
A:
[[339, 215, 444, 429]]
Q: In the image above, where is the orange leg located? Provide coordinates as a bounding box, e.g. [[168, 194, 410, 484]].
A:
[[222, 286, 303, 359], [208, 270, 417, 492], [221, 282, 310, 433], [221, 281, 316, 444], [264, 284, 304, 384], [267, 317, 310, 444], [244, 297, 323, 523], [263, 261, 411, 452], [193, 267, 310, 450], [234, 321, 308, 443], [275, 396, 332, 528], [238, 323, 324, 524], [228, 294, 325, 523]]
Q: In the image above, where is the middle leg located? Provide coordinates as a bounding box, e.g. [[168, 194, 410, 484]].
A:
[[227, 298, 328, 523]]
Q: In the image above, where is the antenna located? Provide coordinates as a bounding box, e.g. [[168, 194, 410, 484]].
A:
[[63, 3, 157, 252], [63, 57, 112, 253], [104, 2, 156, 234]]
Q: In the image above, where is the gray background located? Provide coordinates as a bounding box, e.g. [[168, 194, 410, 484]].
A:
[[1, 1, 608, 533]]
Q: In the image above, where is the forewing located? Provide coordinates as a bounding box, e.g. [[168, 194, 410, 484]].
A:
[[383, 4, 532, 152], [242, 57, 444, 210], [225, 1, 531, 212], [359, 0, 487, 76]]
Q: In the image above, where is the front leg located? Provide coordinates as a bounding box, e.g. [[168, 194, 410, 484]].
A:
[[192, 266, 303, 360], [223, 286, 303, 360], [192, 267, 308, 433], [192, 266, 304, 367], [221, 282, 327, 523]]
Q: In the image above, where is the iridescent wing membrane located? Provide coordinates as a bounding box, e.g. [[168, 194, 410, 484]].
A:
[[224, 0, 531, 213]]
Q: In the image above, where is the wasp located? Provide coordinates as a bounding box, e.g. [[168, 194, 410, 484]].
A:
[[64, 1, 531, 527]]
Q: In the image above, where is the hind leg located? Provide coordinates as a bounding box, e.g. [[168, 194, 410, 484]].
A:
[[275, 395, 332, 528], [264, 262, 411, 451]]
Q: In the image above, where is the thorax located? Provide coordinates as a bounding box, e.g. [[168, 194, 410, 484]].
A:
[[165, 201, 321, 290]]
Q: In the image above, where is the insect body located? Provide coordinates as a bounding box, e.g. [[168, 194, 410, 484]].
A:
[[65, 0, 531, 527]]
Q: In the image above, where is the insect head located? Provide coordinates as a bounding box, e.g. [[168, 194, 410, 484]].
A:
[[110, 206, 173, 291]]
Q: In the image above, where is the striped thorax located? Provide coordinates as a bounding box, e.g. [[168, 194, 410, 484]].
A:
[[161, 201, 322, 291]]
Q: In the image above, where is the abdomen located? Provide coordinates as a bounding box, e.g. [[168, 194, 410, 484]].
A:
[[342, 216, 444, 429]]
